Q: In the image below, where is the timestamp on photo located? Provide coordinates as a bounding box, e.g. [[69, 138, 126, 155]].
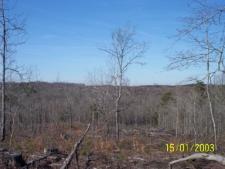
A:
[[165, 143, 215, 153]]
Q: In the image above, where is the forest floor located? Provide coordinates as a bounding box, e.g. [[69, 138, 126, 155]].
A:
[[1, 123, 225, 169]]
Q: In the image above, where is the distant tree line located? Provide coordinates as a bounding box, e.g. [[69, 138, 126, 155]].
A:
[[4, 77, 225, 144]]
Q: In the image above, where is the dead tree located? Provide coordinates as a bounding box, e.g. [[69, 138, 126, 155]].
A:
[[101, 26, 146, 141], [0, 0, 24, 141], [0, 0, 6, 142], [168, 0, 225, 149]]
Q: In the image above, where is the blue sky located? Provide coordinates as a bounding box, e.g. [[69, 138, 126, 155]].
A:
[[11, 0, 205, 85]]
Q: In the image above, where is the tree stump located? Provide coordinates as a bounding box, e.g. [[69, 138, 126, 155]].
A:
[[8, 152, 26, 168]]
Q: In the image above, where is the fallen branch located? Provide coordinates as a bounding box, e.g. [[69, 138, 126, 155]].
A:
[[20, 153, 52, 169], [169, 153, 225, 169], [26, 154, 50, 167], [60, 123, 91, 169]]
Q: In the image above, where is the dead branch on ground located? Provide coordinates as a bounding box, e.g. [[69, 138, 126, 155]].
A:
[[60, 123, 91, 169], [169, 153, 225, 169]]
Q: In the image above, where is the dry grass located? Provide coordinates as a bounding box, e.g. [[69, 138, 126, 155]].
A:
[[1, 123, 224, 169]]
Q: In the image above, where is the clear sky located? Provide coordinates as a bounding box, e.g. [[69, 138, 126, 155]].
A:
[[11, 0, 205, 85]]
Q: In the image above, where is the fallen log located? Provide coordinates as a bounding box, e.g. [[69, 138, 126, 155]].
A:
[[169, 153, 225, 169], [60, 123, 91, 169]]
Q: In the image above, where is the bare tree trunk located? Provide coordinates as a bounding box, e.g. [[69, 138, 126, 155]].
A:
[[115, 81, 122, 141], [91, 111, 95, 134], [9, 112, 16, 147], [193, 98, 197, 144], [1, 0, 6, 141], [70, 112, 72, 129], [175, 98, 179, 137], [206, 81, 217, 148], [206, 29, 217, 150]]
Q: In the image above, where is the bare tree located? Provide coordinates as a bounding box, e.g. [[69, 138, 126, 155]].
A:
[[168, 0, 225, 149], [101, 26, 146, 140], [0, 0, 24, 141]]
